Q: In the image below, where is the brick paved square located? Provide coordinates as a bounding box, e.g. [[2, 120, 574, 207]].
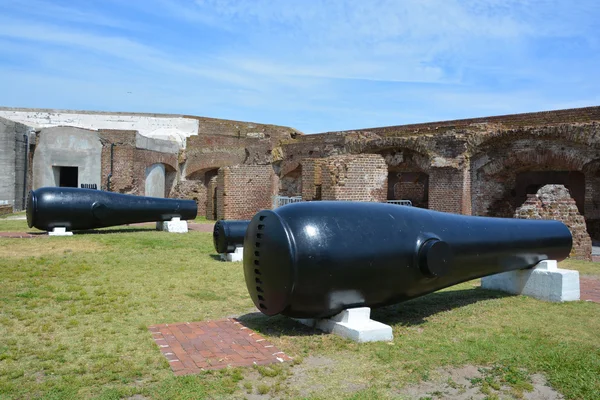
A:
[[149, 318, 292, 375]]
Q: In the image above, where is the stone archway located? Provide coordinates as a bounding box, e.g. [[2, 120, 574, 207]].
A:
[[279, 165, 302, 197], [377, 148, 430, 208], [470, 137, 597, 218]]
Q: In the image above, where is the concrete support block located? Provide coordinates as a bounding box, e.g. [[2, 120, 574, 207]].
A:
[[298, 307, 393, 343], [220, 247, 243, 262], [481, 260, 580, 302], [156, 217, 188, 233], [48, 227, 73, 236]]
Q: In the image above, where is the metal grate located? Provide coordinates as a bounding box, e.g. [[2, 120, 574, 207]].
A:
[[272, 195, 303, 208], [386, 200, 413, 206]]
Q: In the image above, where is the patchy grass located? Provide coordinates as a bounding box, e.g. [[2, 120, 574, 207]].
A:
[[0, 231, 599, 399], [560, 258, 600, 277]]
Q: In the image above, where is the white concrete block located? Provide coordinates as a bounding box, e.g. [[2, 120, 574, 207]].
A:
[[481, 260, 580, 302], [298, 307, 393, 343], [220, 247, 243, 262], [156, 217, 188, 233], [48, 227, 73, 236]]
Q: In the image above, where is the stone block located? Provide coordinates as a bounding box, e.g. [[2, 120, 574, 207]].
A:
[[220, 247, 243, 262], [48, 227, 73, 236], [297, 307, 393, 343], [481, 260, 580, 302], [156, 217, 188, 233]]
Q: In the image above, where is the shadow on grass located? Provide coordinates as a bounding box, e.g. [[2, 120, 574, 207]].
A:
[[237, 288, 513, 337], [237, 312, 324, 338], [371, 287, 513, 326], [73, 228, 157, 235], [210, 254, 222, 261]]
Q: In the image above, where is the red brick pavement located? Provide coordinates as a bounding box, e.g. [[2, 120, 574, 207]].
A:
[[149, 319, 293, 375], [581, 278, 600, 303]]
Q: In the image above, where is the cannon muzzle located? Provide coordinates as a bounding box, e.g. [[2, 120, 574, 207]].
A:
[[27, 187, 197, 231], [213, 220, 250, 253], [243, 201, 572, 319]]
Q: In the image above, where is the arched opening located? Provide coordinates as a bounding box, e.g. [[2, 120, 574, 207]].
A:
[[470, 139, 592, 218], [377, 148, 430, 208], [387, 170, 429, 208], [145, 163, 166, 198], [279, 165, 302, 197]]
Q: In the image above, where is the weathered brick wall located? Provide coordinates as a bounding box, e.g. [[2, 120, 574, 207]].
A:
[[428, 167, 470, 214], [217, 165, 274, 220], [320, 154, 387, 202], [470, 129, 599, 218], [514, 185, 592, 260], [301, 158, 324, 201], [97, 130, 177, 196], [279, 166, 302, 196], [0, 204, 12, 216], [170, 180, 207, 215], [206, 175, 218, 219]]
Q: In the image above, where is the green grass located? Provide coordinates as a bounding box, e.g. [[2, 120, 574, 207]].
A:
[[560, 258, 600, 277], [0, 228, 599, 399]]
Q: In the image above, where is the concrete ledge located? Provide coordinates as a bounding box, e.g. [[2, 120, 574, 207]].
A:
[[481, 260, 580, 302], [48, 227, 73, 236], [220, 247, 243, 262], [298, 307, 393, 343], [156, 218, 188, 233]]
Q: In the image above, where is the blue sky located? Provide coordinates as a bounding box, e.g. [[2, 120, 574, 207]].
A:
[[0, 0, 598, 133]]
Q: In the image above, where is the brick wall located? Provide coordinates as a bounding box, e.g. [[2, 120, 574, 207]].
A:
[[97, 130, 177, 196], [216, 165, 274, 220], [301, 159, 324, 200], [206, 175, 218, 219], [0, 204, 12, 216], [514, 185, 592, 260], [428, 167, 470, 214], [319, 154, 387, 202]]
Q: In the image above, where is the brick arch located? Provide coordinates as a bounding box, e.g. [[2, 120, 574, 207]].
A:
[[467, 123, 600, 152], [471, 139, 595, 217], [279, 165, 302, 197], [372, 148, 431, 208]]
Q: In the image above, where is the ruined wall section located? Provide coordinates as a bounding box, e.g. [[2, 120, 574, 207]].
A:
[[0, 117, 32, 210], [319, 154, 387, 202], [470, 123, 600, 220], [301, 159, 324, 201], [217, 165, 274, 220], [514, 185, 592, 260], [97, 129, 178, 196]]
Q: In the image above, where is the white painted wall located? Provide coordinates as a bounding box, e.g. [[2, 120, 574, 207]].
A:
[[145, 163, 166, 198], [33, 127, 102, 190], [0, 109, 199, 148]]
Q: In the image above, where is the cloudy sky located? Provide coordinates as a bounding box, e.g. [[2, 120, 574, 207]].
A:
[[0, 0, 598, 133]]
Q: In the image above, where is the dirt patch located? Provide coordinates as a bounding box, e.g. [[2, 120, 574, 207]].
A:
[[397, 365, 563, 400]]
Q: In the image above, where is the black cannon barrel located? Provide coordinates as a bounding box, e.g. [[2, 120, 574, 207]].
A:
[[213, 220, 250, 253], [27, 187, 198, 231], [243, 201, 572, 319]]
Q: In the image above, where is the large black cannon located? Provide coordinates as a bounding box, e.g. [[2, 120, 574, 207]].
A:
[[243, 201, 572, 319], [26, 187, 197, 231], [213, 220, 250, 253]]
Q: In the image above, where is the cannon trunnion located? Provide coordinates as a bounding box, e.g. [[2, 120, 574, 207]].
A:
[[243, 201, 572, 319], [26, 187, 198, 231]]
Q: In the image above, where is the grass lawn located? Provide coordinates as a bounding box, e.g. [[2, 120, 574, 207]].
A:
[[0, 214, 599, 399]]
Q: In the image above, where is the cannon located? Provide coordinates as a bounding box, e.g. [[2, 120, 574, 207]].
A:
[[213, 220, 250, 254], [26, 187, 197, 231], [243, 201, 572, 319]]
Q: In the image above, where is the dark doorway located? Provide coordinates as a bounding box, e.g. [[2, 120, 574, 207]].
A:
[[515, 171, 585, 214], [387, 171, 429, 208], [58, 166, 78, 188]]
